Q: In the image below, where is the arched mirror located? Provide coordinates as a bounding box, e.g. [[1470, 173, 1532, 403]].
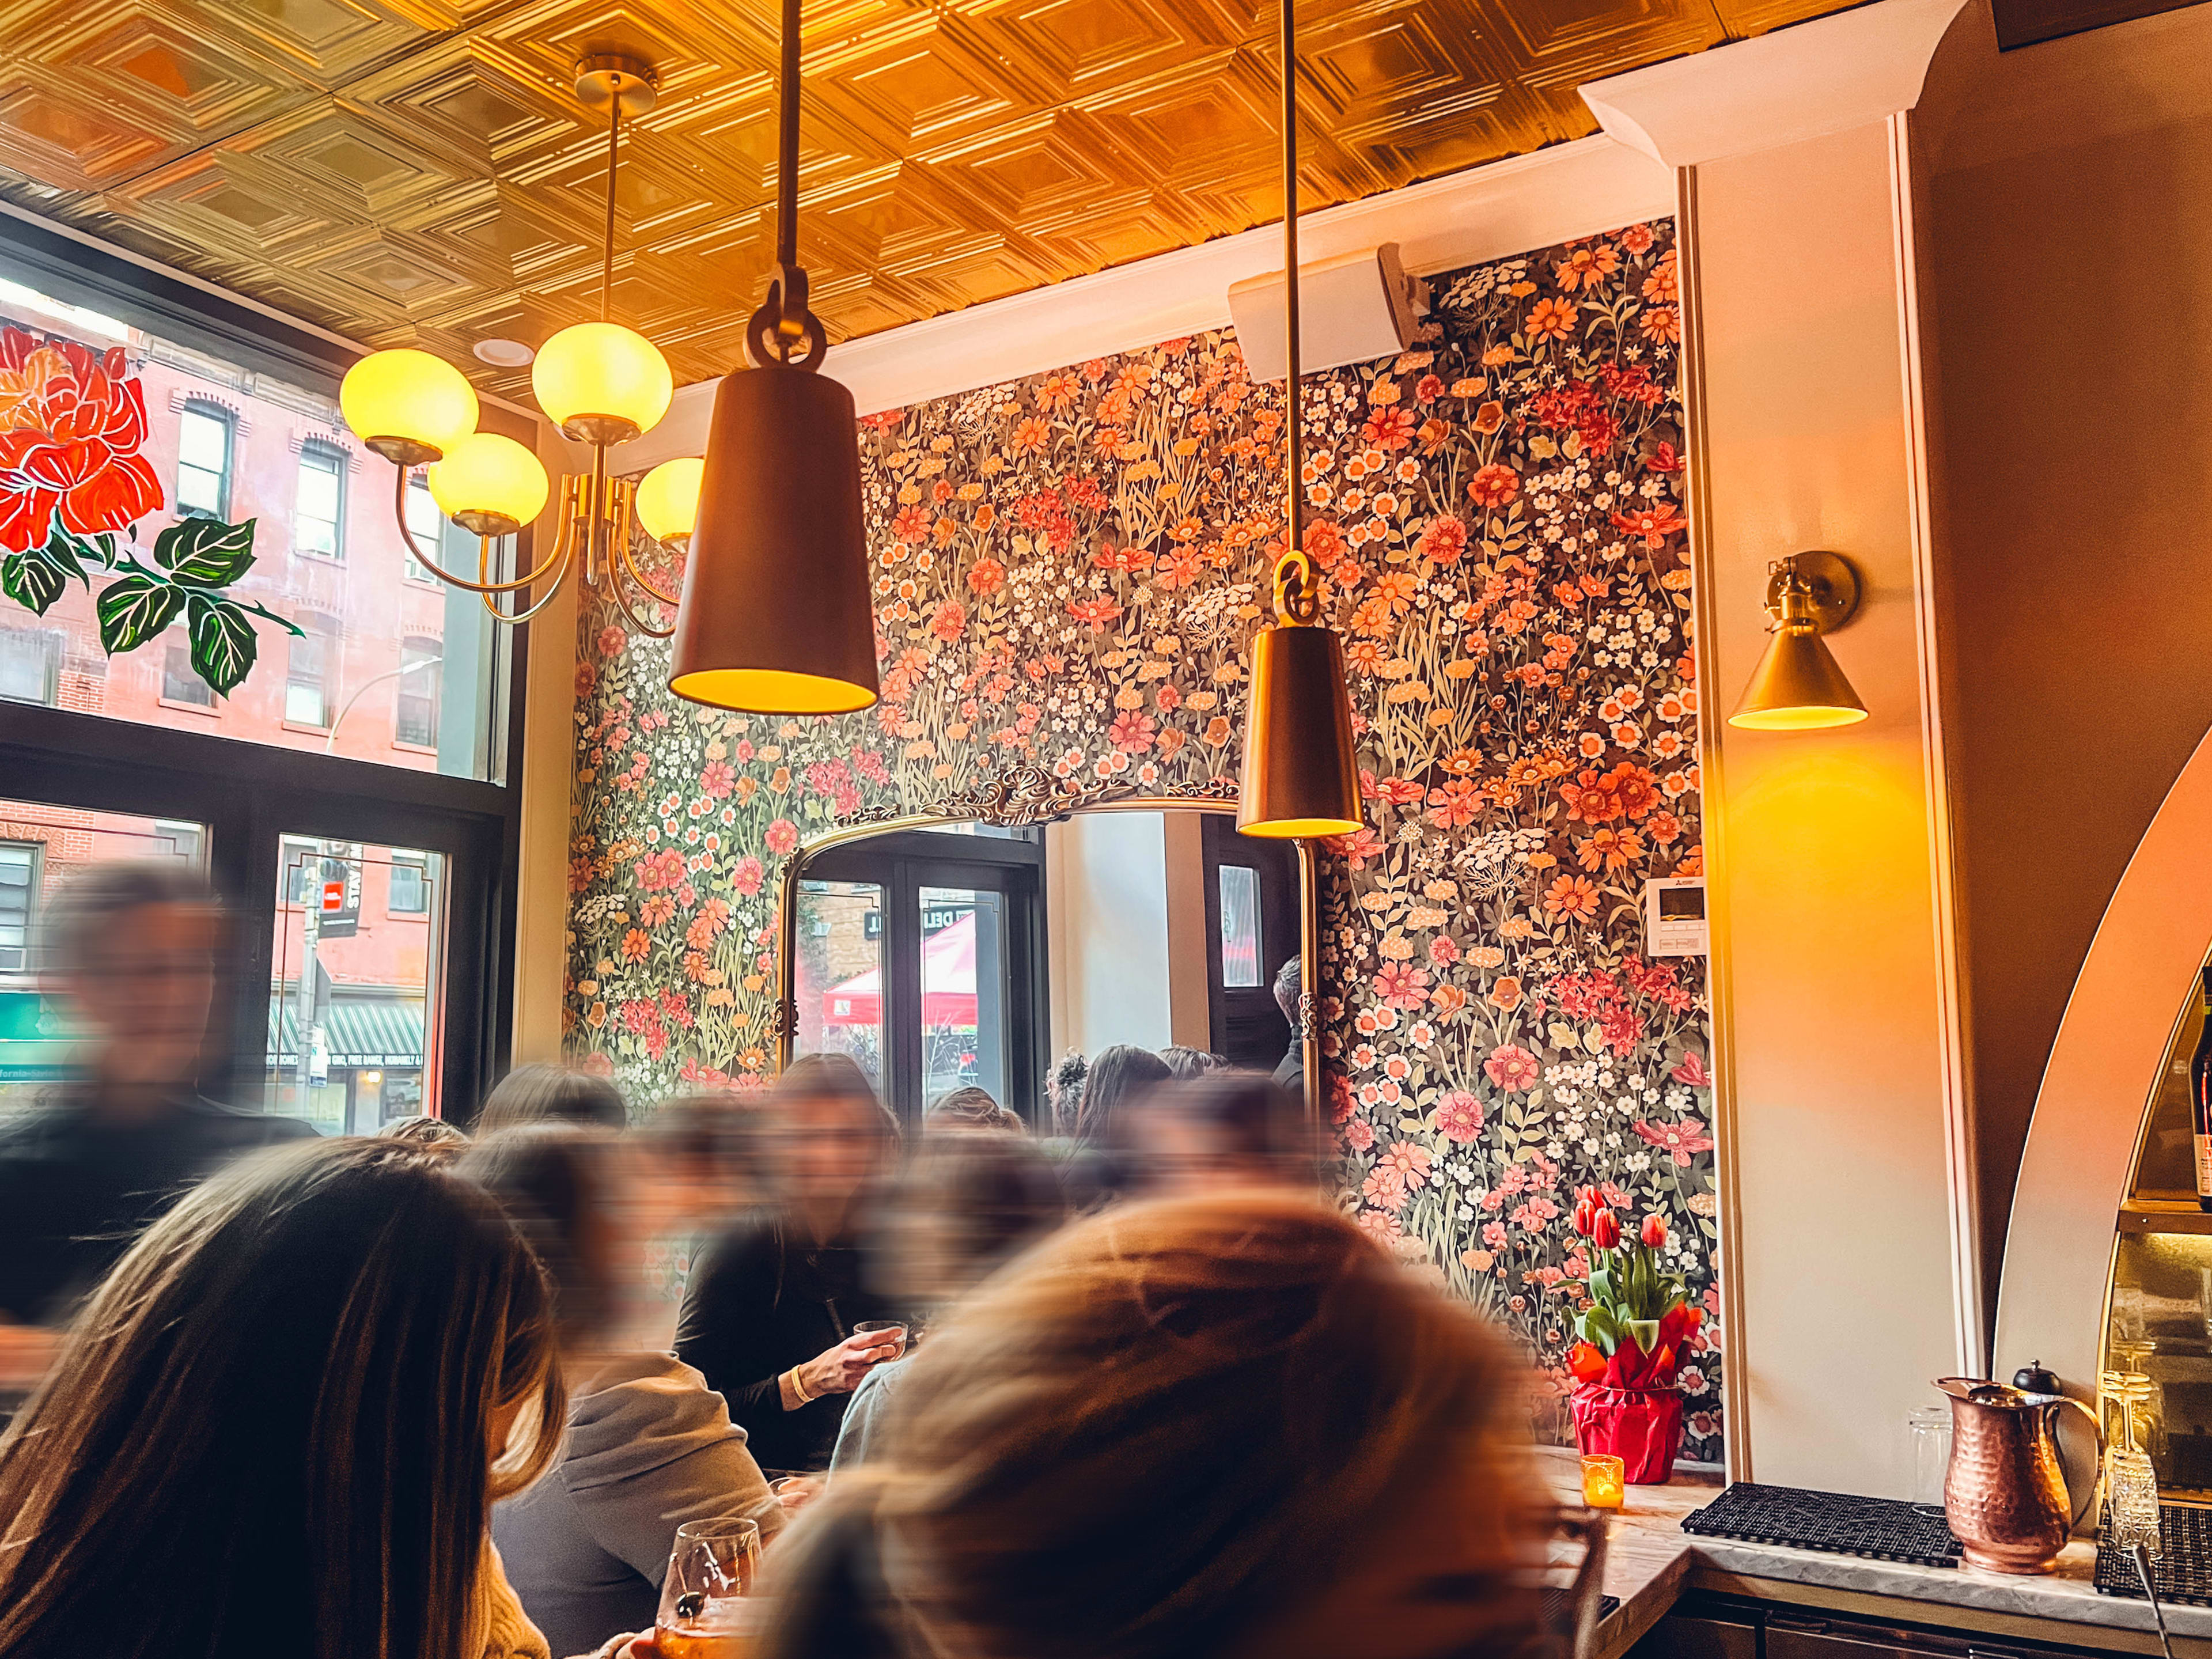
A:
[[774, 781, 1320, 1128]]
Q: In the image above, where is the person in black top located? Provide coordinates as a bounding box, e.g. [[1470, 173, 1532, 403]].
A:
[[1270, 956, 1306, 1094], [0, 863, 314, 1386], [673, 1054, 906, 1472]]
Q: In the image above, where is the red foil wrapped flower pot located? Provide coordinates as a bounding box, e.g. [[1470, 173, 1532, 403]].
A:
[[1571, 1384, 1685, 1485]]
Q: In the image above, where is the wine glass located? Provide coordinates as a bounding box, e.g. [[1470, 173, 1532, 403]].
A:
[[655, 1517, 762, 1659]]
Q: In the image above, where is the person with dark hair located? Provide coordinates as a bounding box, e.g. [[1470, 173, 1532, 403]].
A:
[[925, 1085, 1025, 1135], [377, 1114, 471, 1157], [673, 1055, 908, 1472], [475, 1062, 630, 1134], [0, 1137, 566, 1659], [467, 1126, 782, 1659], [831, 1132, 1066, 1471], [0, 862, 312, 1386], [752, 1196, 1544, 1659], [1123, 1070, 1319, 1197], [1043, 1051, 1088, 1138], [1270, 955, 1306, 1093], [1157, 1044, 1226, 1081], [1073, 1043, 1172, 1146]]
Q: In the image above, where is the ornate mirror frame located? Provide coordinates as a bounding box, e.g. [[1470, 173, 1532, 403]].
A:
[[774, 766, 1321, 1116]]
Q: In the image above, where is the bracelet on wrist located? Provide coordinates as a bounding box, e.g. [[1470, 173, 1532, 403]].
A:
[[787, 1366, 814, 1407]]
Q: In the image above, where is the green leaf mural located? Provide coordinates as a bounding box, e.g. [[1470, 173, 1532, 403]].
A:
[[94, 569, 185, 653], [185, 591, 258, 696], [155, 514, 256, 587]]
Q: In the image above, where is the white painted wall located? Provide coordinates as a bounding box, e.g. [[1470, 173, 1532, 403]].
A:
[[1046, 813, 1211, 1062]]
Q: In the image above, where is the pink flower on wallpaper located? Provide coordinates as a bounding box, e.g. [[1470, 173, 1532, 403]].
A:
[[1066, 596, 1121, 631], [1343, 1116, 1376, 1152], [1482, 1220, 1509, 1249], [1433, 1090, 1484, 1143], [1467, 463, 1520, 506], [1324, 825, 1384, 867], [701, 760, 736, 798], [1414, 513, 1468, 565], [1427, 936, 1460, 968], [929, 599, 965, 641], [1483, 1045, 1540, 1092], [1361, 1165, 1409, 1213], [1356, 1209, 1406, 1245], [1108, 709, 1156, 753], [1633, 1115, 1716, 1166], [1378, 1140, 1434, 1190], [732, 856, 764, 897], [598, 624, 626, 659], [764, 819, 799, 857], [1373, 962, 1431, 1010], [1671, 1051, 1712, 1088]]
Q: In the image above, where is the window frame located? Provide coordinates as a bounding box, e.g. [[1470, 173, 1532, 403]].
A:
[[176, 397, 236, 521], [0, 627, 60, 707], [284, 611, 336, 732], [294, 438, 347, 562], [0, 839, 40, 978], [395, 635, 441, 751]]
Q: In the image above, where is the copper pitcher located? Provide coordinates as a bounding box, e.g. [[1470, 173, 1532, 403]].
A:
[[1934, 1377, 2103, 1574]]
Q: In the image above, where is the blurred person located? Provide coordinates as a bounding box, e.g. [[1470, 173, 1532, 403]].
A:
[[925, 1084, 1025, 1135], [1120, 1071, 1319, 1198], [476, 1061, 630, 1134], [0, 862, 313, 1384], [831, 1132, 1066, 1472], [1158, 1044, 1226, 1080], [1043, 1050, 1088, 1138], [0, 1137, 565, 1659], [1049, 1043, 1172, 1215], [753, 1195, 1546, 1659], [377, 1113, 472, 1157], [468, 1125, 783, 1659], [674, 1054, 908, 1472], [1271, 955, 1306, 1092]]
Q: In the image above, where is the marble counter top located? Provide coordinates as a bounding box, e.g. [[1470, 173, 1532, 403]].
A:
[[1533, 1448, 2212, 1657]]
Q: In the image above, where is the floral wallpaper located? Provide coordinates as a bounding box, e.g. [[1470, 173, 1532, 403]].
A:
[[563, 221, 1721, 1463]]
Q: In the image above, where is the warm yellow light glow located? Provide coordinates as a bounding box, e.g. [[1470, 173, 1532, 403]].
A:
[[668, 667, 878, 715], [339, 349, 478, 456], [532, 323, 673, 440], [1238, 815, 1365, 839], [1727, 703, 1871, 732], [637, 457, 704, 543], [427, 433, 549, 529]]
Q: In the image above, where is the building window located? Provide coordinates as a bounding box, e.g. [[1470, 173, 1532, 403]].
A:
[[0, 842, 36, 975], [404, 476, 442, 582], [395, 637, 440, 749], [154, 821, 203, 866], [176, 401, 234, 519], [389, 849, 429, 915], [285, 612, 334, 729], [0, 630, 59, 706], [161, 631, 213, 707], [296, 441, 346, 560]]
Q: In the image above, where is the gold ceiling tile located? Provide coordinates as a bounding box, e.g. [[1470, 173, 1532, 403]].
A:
[[1479, 0, 1724, 90], [1711, 0, 1863, 38]]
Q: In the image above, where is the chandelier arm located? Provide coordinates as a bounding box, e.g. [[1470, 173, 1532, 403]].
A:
[[602, 556, 677, 638], [389, 466, 565, 595], [618, 530, 683, 609], [476, 536, 573, 626]]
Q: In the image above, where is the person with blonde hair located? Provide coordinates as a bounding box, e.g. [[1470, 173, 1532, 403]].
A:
[[755, 1194, 1547, 1659], [0, 1137, 566, 1659]]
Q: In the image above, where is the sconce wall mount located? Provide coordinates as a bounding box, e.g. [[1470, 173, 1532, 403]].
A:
[[1727, 550, 1869, 732]]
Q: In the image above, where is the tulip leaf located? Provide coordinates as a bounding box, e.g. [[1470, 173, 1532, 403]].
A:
[[185, 592, 256, 696], [96, 570, 184, 655], [1624, 1317, 1661, 1357], [154, 515, 256, 588]]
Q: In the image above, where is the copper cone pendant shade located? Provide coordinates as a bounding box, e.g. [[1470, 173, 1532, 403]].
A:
[[669, 362, 879, 713], [1238, 620, 1363, 838], [1725, 622, 1866, 730]]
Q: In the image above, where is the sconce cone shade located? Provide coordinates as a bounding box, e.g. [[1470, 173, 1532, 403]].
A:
[[1726, 622, 1869, 730], [669, 361, 880, 714], [1237, 622, 1363, 838]]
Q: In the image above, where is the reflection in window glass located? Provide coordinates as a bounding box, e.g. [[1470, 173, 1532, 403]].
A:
[[795, 879, 884, 1092], [921, 886, 1006, 1107], [389, 850, 429, 915], [396, 638, 440, 748], [403, 476, 442, 583], [0, 629, 58, 706], [162, 632, 212, 707], [285, 618, 331, 729], [1219, 864, 1261, 988], [268, 840, 444, 1134], [296, 442, 344, 559], [0, 843, 34, 974], [176, 403, 230, 518]]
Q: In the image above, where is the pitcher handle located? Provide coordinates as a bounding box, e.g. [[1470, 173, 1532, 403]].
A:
[[2054, 1394, 2108, 1531]]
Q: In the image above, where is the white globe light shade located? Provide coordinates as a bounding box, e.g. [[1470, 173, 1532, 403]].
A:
[[531, 322, 673, 442], [636, 457, 704, 543], [339, 349, 478, 461], [426, 433, 550, 533]]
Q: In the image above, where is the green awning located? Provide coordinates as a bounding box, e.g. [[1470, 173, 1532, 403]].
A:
[[0, 990, 74, 1082], [268, 998, 425, 1069]]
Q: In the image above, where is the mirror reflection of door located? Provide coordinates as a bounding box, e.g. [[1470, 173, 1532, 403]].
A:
[[794, 827, 1046, 1125], [1201, 815, 1299, 1074]]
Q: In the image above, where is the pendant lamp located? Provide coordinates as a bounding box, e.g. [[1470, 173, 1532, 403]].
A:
[[1236, 0, 1362, 839], [668, 0, 878, 714], [1726, 551, 1869, 731]]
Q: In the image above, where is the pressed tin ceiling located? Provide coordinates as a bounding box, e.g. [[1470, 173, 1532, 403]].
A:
[[0, 0, 1853, 404]]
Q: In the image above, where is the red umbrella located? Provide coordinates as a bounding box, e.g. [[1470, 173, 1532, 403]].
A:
[[822, 910, 978, 1027]]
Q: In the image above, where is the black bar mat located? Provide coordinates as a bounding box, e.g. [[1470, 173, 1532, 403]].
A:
[[1681, 1482, 1963, 1567], [2097, 1504, 2212, 1605]]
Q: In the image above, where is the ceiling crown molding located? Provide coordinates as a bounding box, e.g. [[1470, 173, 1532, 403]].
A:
[[611, 134, 1672, 473], [1581, 0, 1972, 169]]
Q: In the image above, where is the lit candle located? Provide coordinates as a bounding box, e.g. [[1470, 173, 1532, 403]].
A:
[[1581, 1453, 1626, 1511]]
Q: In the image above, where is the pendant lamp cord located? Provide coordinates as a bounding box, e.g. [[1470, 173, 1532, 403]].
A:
[[778, 0, 800, 273], [602, 88, 620, 324], [1275, 0, 1317, 626]]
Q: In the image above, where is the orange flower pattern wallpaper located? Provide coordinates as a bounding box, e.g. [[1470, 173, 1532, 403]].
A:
[[563, 219, 1720, 1461]]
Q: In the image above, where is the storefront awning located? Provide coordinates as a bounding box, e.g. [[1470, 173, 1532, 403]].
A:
[[268, 998, 425, 1069]]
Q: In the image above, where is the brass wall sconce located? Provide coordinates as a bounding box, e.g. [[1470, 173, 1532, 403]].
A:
[[1726, 550, 1868, 731]]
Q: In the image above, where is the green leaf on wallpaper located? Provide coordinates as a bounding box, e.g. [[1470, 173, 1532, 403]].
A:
[[185, 592, 256, 696], [96, 570, 184, 654], [2, 540, 72, 616], [154, 515, 256, 588]]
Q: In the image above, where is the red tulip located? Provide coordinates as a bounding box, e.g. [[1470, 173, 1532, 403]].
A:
[[1588, 1206, 1620, 1249], [1641, 1213, 1669, 1249], [1571, 1196, 1597, 1238]]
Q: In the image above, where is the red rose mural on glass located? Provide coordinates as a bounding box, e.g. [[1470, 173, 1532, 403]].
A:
[[565, 221, 1719, 1466], [0, 324, 296, 694]]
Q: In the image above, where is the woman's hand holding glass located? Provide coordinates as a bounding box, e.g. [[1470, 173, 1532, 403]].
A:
[[796, 1324, 906, 1399]]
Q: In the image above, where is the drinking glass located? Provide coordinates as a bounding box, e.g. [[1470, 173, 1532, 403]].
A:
[[656, 1517, 762, 1659], [854, 1319, 907, 1355], [1906, 1404, 1952, 1510]]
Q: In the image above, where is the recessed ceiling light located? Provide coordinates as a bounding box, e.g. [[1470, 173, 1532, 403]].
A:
[[473, 338, 535, 367]]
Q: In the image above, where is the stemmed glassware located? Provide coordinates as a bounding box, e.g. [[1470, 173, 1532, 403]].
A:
[[654, 1517, 762, 1659]]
